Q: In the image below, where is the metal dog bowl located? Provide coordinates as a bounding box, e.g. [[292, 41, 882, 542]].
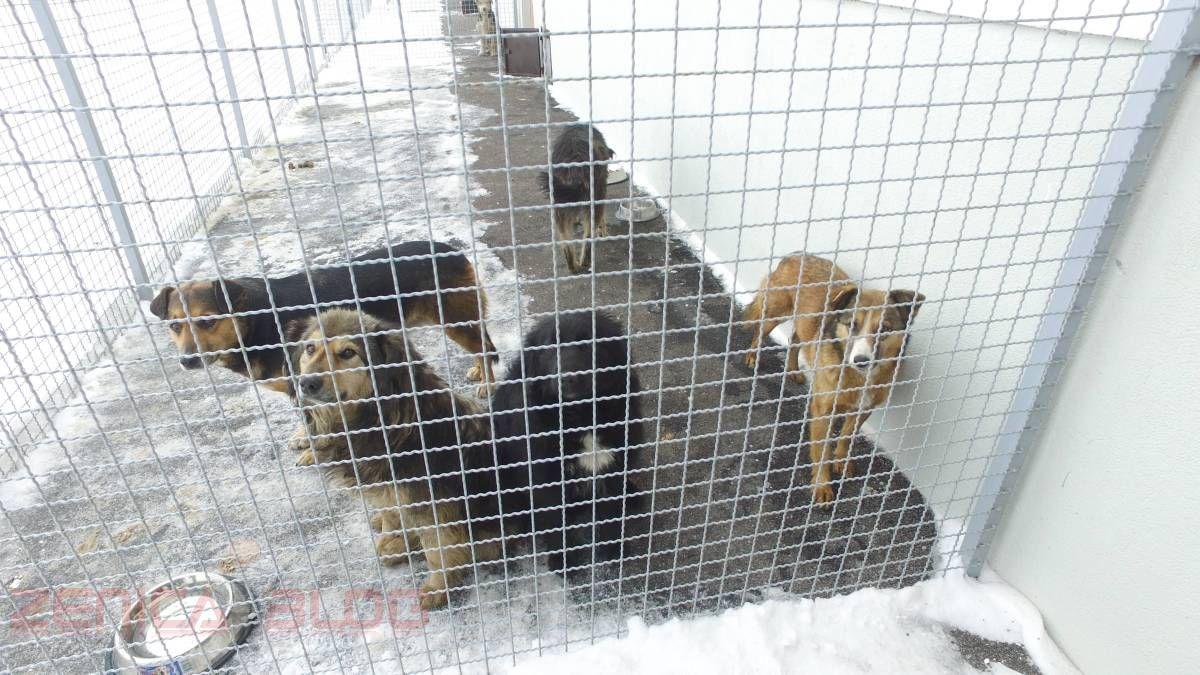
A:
[[606, 167, 628, 185], [106, 571, 256, 674], [615, 197, 659, 222]]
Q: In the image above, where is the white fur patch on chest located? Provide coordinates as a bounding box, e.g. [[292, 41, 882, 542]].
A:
[[795, 347, 810, 373], [576, 433, 616, 475]]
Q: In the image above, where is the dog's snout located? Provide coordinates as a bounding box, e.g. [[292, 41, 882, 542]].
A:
[[299, 376, 322, 396], [852, 354, 871, 370], [179, 355, 202, 370]]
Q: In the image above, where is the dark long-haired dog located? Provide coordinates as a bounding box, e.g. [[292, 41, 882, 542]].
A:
[[149, 240, 498, 393], [491, 310, 645, 576], [288, 308, 501, 609], [537, 124, 614, 274]]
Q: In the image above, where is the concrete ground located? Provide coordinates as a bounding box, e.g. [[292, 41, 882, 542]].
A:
[[0, 7, 1036, 672]]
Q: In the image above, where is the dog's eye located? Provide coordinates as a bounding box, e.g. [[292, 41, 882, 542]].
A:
[[338, 348, 357, 360], [195, 318, 216, 330], [305, 344, 316, 356], [169, 322, 183, 334]]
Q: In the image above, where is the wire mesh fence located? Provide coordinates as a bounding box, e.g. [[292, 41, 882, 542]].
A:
[[0, 0, 1194, 671]]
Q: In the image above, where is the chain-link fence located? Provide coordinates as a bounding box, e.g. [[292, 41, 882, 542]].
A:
[[0, 0, 1194, 671]]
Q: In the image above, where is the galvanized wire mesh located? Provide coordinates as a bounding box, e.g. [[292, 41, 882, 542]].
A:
[[0, 0, 1194, 671]]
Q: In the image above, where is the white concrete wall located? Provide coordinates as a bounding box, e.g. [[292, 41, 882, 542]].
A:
[[542, 0, 1151, 518], [881, 0, 1162, 41], [987, 60, 1200, 675]]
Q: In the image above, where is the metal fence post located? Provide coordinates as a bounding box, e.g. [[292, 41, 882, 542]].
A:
[[271, 0, 298, 99], [29, 0, 152, 301], [961, 0, 1200, 577], [334, 0, 345, 42], [311, 0, 328, 60], [297, 0, 318, 86], [344, 0, 354, 35], [205, 0, 252, 159]]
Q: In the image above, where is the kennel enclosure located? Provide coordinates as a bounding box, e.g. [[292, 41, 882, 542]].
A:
[[1, 0, 1197, 671]]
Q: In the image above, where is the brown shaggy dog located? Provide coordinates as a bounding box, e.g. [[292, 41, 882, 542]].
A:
[[288, 308, 501, 609], [744, 254, 924, 505]]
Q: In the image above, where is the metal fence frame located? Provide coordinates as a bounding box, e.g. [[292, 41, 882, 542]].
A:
[[962, 0, 1200, 575]]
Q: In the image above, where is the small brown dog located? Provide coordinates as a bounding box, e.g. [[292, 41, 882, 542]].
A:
[[288, 308, 501, 609], [744, 254, 924, 505]]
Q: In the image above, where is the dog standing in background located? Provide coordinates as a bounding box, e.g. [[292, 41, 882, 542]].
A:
[[743, 254, 924, 505], [538, 124, 614, 274], [287, 308, 501, 609], [491, 310, 645, 576], [476, 0, 497, 56]]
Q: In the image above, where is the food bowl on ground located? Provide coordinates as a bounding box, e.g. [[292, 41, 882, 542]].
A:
[[107, 570, 256, 674], [615, 197, 660, 222]]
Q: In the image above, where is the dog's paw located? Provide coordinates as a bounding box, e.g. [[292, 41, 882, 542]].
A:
[[835, 459, 855, 479], [418, 583, 448, 610], [375, 534, 411, 565], [788, 371, 808, 386], [294, 449, 315, 467], [744, 351, 758, 368], [287, 431, 311, 453], [812, 483, 835, 506], [465, 363, 483, 382]]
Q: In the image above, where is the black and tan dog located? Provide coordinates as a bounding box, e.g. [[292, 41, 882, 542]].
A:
[[149, 241, 498, 393], [288, 308, 502, 609], [537, 124, 614, 274], [744, 254, 924, 505]]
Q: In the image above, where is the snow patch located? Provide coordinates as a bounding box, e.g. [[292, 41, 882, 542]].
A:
[[514, 565, 1078, 675]]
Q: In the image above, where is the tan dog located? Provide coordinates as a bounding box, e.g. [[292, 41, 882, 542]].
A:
[[288, 308, 501, 609], [744, 254, 924, 505]]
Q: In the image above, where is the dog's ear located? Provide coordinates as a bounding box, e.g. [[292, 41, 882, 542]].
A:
[[150, 286, 175, 319], [373, 327, 414, 391], [374, 326, 408, 367], [285, 317, 313, 378], [828, 284, 859, 314], [888, 289, 926, 327], [212, 279, 247, 315], [284, 316, 313, 343], [374, 328, 411, 365]]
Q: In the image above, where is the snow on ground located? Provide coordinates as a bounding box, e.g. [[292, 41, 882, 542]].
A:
[[512, 565, 1076, 675], [513, 519, 1074, 674]]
